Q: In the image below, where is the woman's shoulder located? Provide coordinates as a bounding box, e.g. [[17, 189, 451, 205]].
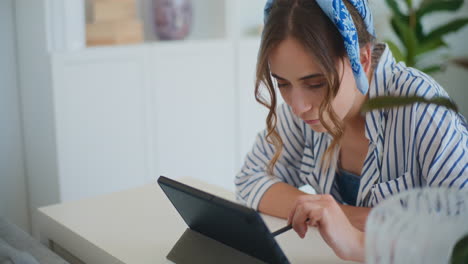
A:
[[382, 64, 467, 136], [371, 46, 466, 135], [387, 61, 449, 99]]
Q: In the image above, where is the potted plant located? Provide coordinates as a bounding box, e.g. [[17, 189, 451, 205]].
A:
[[362, 0, 468, 113], [384, 0, 468, 74], [451, 234, 468, 264]]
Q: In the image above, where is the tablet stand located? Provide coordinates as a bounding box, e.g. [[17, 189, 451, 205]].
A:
[[167, 228, 266, 264]]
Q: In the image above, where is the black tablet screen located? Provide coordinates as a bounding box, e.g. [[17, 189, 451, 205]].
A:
[[157, 176, 290, 264]]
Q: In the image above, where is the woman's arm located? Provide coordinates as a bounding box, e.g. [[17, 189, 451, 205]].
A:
[[235, 104, 307, 209], [339, 205, 371, 232], [259, 182, 371, 231], [415, 104, 468, 189], [258, 182, 307, 217]]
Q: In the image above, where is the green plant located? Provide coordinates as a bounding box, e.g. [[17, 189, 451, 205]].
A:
[[361, 0, 466, 115], [385, 0, 468, 74], [451, 234, 468, 264], [361, 95, 458, 112]]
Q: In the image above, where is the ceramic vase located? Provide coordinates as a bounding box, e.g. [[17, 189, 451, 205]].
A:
[[153, 0, 192, 40]]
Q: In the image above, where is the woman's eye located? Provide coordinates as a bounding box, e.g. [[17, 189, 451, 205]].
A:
[[277, 83, 290, 88], [307, 83, 325, 89]]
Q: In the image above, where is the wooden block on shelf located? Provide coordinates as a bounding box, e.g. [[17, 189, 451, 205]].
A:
[[86, 20, 144, 46], [91, 0, 137, 23]]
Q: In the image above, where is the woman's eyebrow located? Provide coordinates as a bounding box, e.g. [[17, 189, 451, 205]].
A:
[[271, 73, 287, 81], [271, 73, 323, 81], [299, 74, 323, 81]]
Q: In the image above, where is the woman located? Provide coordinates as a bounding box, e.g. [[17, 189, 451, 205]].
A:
[[235, 0, 468, 261]]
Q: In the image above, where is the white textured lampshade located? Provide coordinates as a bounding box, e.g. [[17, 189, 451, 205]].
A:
[[365, 188, 468, 264]]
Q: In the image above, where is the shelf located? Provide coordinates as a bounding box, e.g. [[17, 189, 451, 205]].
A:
[[48, 0, 266, 52], [51, 38, 236, 58], [138, 0, 227, 42]]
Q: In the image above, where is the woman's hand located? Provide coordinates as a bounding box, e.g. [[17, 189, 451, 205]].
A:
[[288, 194, 365, 262]]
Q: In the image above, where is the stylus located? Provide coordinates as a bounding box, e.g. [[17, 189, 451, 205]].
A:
[[271, 218, 310, 237], [272, 224, 293, 237]]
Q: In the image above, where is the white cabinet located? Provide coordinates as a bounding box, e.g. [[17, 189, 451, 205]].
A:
[[16, 0, 267, 233], [50, 40, 239, 201], [52, 46, 151, 201], [151, 41, 236, 190]]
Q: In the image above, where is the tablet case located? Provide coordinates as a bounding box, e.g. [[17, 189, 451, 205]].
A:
[[167, 228, 266, 264], [157, 176, 290, 264]]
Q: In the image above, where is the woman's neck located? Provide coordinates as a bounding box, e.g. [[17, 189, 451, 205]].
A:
[[342, 43, 385, 139], [343, 44, 383, 133], [343, 91, 368, 132]]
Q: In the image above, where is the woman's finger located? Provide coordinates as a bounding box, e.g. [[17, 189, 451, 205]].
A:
[[287, 204, 295, 225], [287, 197, 300, 225], [292, 202, 322, 238], [288, 194, 321, 225], [308, 218, 318, 227], [306, 205, 324, 227]]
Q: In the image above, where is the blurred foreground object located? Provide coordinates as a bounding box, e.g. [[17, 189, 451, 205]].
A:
[[366, 188, 468, 264]]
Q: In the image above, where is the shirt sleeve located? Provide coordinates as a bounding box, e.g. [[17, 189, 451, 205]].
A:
[[416, 101, 468, 189], [235, 103, 307, 210]]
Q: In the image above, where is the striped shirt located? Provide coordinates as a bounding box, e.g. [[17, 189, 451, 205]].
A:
[[235, 43, 468, 209]]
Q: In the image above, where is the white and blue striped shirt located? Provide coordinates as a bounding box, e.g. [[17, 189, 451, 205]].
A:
[[235, 43, 468, 209]]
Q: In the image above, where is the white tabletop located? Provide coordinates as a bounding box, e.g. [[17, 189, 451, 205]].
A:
[[38, 177, 357, 264]]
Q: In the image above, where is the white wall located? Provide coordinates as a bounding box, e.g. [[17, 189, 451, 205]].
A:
[[15, 0, 61, 235], [0, 0, 30, 232]]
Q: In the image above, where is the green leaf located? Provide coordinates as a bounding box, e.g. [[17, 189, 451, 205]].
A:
[[385, 2, 424, 42], [385, 40, 406, 62], [392, 17, 419, 66], [405, 0, 413, 9], [416, 38, 447, 56], [451, 234, 468, 264], [417, 0, 464, 18], [390, 17, 404, 45], [386, 0, 405, 18], [424, 18, 468, 42], [361, 96, 458, 113], [419, 64, 444, 74], [415, 20, 425, 42]]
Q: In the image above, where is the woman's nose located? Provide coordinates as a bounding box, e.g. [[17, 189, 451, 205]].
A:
[[290, 89, 312, 117]]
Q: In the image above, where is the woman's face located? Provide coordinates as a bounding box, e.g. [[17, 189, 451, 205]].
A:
[[269, 37, 361, 133]]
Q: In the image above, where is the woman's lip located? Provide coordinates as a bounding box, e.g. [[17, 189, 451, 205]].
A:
[[305, 119, 320, 125]]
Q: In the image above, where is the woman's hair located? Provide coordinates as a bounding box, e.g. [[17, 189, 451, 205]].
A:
[[256, 0, 375, 175]]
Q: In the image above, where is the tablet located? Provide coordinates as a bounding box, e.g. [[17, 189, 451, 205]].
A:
[[157, 176, 290, 264]]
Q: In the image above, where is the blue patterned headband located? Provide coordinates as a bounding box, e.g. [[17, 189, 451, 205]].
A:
[[264, 0, 376, 95]]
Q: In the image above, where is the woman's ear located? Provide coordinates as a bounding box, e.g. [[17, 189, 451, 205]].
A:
[[359, 43, 373, 75]]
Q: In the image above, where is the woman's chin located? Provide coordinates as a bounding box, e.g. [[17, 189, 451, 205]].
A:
[[308, 124, 328, 133]]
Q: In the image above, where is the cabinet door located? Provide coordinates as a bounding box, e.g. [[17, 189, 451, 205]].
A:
[[52, 46, 152, 201], [151, 41, 236, 191]]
